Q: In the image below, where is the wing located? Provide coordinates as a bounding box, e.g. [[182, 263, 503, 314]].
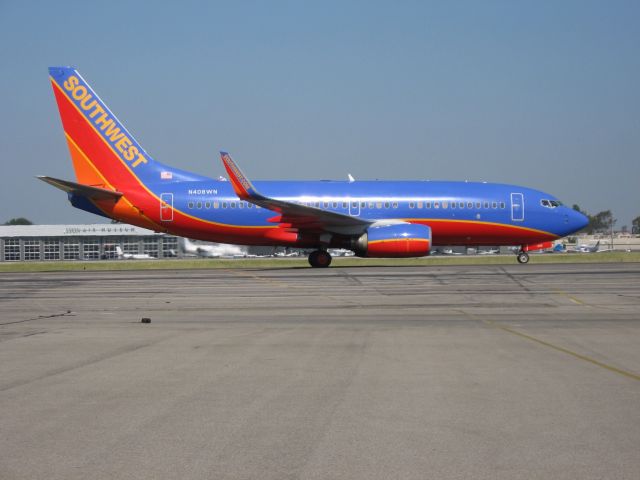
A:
[[220, 152, 372, 235]]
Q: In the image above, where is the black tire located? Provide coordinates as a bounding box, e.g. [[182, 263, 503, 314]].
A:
[[516, 252, 530, 264], [308, 250, 332, 268]]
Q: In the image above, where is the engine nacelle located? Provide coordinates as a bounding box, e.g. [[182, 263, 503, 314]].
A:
[[354, 224, 432, 258]]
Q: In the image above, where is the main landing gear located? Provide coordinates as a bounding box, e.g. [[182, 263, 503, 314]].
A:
[[516, 250, 530, 264], [308, 250, 332, 268]]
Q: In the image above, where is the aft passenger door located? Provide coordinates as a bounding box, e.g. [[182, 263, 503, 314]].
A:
[[511, 193, 524, 222], [160, 193, 174, 222]]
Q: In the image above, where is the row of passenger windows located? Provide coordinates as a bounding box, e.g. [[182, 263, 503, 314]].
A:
[[186, 200, 507, 210]]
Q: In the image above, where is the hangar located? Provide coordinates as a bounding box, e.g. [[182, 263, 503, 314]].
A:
[[0, 224, 179, 261]]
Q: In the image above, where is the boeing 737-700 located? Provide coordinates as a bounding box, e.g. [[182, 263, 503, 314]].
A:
[[39, 67, 588, 267]]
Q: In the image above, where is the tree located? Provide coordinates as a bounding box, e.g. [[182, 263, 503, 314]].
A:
[[4, 217, 33, 225]]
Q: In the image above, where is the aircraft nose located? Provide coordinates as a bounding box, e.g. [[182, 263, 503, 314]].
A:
[[568, 209, 589, 232]]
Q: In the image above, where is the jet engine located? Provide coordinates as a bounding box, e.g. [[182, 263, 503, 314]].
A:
[[353, 224, 432, 258]]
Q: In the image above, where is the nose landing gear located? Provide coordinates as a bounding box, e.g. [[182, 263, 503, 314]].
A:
[[308, 250, 332, 268]]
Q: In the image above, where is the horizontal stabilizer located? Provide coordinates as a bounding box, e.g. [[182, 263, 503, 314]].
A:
[[37, 176, 122, 201]]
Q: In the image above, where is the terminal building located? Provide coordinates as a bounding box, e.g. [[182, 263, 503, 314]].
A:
[[0, 224, 179, 262]]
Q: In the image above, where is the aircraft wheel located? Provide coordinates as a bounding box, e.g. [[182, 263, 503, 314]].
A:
[[308, 250, 332, 268], [516, 252, 530, 264]]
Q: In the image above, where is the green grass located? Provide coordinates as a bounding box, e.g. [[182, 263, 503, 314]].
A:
[[1, 251, 639, 272]]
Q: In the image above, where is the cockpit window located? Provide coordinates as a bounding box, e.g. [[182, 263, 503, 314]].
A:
[[541, 199, 563, 208]]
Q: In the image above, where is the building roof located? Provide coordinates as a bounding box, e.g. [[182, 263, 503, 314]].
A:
[[0, 224, 165, 238]]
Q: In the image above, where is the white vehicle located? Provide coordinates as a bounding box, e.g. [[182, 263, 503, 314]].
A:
[[182, 238, 246, 258], [115, 246, 155, 260]]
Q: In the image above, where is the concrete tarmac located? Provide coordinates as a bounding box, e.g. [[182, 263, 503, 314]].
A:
[[1, 263, 639, 479]]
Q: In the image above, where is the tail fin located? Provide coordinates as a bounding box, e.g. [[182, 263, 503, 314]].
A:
[[48, 66, 207, 190]]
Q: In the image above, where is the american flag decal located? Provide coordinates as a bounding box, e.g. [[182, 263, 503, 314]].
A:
[[161, 171, 173, 180]]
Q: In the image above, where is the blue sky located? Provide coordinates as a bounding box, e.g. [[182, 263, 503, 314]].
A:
[[1, 1, 638, 227]]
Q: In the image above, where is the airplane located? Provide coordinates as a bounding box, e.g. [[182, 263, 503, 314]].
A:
[[39, 67, 589, 268], [182, 237, 246, 258], [115, 246, 155, 260], [577, 240, 602, 253], [477, 248, 500, 255]]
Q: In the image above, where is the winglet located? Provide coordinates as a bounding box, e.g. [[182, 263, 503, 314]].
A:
[[219, 151, 260, 200]]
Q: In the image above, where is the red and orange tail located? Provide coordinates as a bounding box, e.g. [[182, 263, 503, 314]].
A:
[[49, 66, 208, 191]]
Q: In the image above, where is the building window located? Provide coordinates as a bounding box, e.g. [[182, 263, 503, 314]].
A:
[[143, 238, 159, 257], [162, 237, 178, 257], [43, 239, 60, 260], [103, 244, 118, 259], [4, 239, 20, 261], [123, 241, 139, 255], [63, 242, 80, 260], [83, 242, 100, 260], [24, 239, 41, 261]]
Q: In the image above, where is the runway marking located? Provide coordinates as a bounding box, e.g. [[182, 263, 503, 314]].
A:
[[483, 319, 640, 382], [552, 288, 593, 308]]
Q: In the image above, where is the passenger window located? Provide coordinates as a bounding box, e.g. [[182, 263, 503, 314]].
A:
[[248, 203, 253, 208], [442, 201, 448, 209], [476, 202, 481, 209], [369, 202, 374, 209], [484, 201, 489, 209], [352, 202, 358, 208], [459, 202, 464, 209], [451, 202, 456, 209], [213, 201, 219, 209], [188, 202, 194, 209], [196, 202, 202, 209], [239, 202, 244, 208], [376, 202, 382, 209], [467, 202, 473, 209], [343, 202, 348, 209], [360, 202, 366, 208], [230, 202, 236, 208], [392, 202, 398, 209], [417, 201, 423, 209], [500, 202, 505, 209], [205, 202, 211, 209], [384, 202, 390, 209], [434, 202, 440, 209], [222, 202, 227, 209], [492, 202, 497, 209], [409, 202, 415, 209], [426, 201, 431, 208], [323, 202, 329, 208]]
